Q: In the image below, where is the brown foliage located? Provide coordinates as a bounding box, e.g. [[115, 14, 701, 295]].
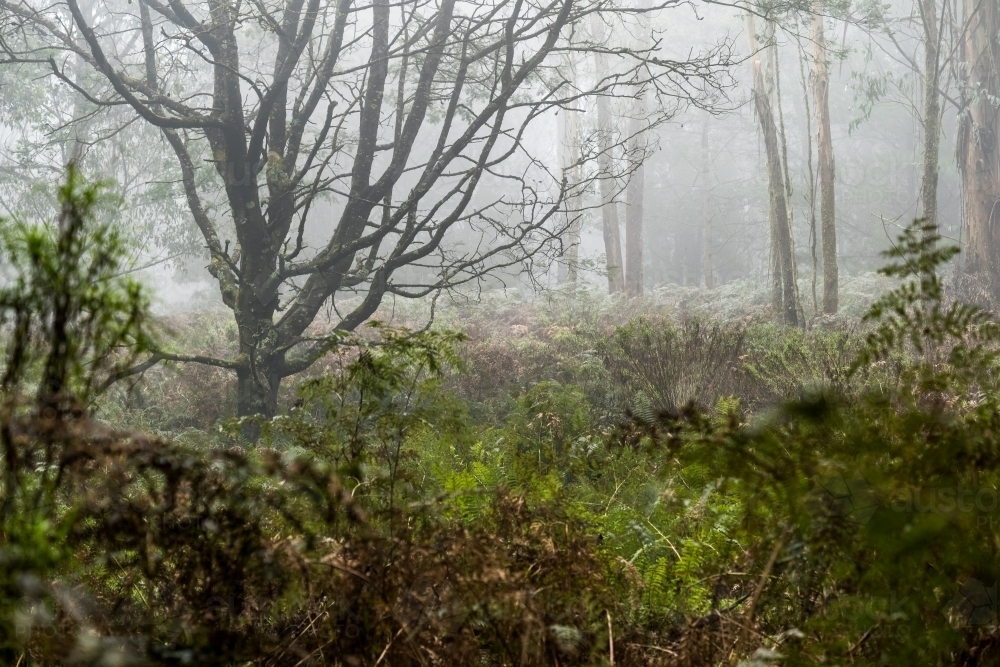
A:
[[6, 405, 622, 666]]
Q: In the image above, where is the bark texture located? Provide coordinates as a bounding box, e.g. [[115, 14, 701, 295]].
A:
[[919, 0, 942, 229], [747, 14, 800, 326], [960, 0, 1000, 284], [812, 7, 838, 314]]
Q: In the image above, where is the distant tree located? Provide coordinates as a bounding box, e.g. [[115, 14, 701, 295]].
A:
[[0, 0, 732, 419], [557, 43, 582, 285], [700, 113, 714, 289], [811, 2, 838, 314], [625, 0, 651, 297], [590, 12, 625, 294], [0, 19, 198, 270], [746, 14, 801, 326], [917, 0, 943, 230], [861, 0, 950, 233]]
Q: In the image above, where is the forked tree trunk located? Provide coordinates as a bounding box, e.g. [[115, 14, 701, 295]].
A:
[[919, 0, 942, 229], [747, 14, 800, 326], [959, 0, 1000, 284], [592, 14, 626, 293], [812, 5, 839, 313]]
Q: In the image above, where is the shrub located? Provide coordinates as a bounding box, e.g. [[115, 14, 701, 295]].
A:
[[601, 317, 747, 416], [0, 170, 629, 667], [645, 220, 1000, 666]]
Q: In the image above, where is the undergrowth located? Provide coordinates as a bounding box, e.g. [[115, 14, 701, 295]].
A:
[[5, 172, 1000, 667]]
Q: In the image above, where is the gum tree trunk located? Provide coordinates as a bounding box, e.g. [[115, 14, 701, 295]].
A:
[[812, 5, 838, 313], [624, 0, 650, 297], [747, 14, 800, 326], [919, 0, 942, 228], [558, 48, 582, 284], [960, 0, 1000, 284], [625, 96, 645, 296], [592, 13, 625, 293], [701, 115, 715, 288]]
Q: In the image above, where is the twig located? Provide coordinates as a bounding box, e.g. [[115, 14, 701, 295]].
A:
[[847, 623, 878, 661], [626, 643, 678, 656], [607, 610, 615, 666], [375, 627, 404, 666]]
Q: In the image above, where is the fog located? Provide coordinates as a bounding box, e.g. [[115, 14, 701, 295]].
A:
[[0, 0, 977, 317], [2, 0, 1000, 662]]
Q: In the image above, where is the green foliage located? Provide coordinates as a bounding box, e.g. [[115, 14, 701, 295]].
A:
[[855, 219, 984, 367], [17, 172, 1000, 667], [0, 169, 156, 662], [601, 317, 747, 415], [262, 323, 467, 464], [657, 220, 1000, 665], [0, 173, 623, 665], [0, 165, 153, 404]]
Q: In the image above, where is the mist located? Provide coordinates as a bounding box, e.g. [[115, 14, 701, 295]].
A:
[[0, 0, 998, 663]]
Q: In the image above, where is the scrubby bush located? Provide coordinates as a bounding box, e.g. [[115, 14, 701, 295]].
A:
[[637, 220, 1000, 666], [0, 171, 629, 667], [601, 317, 748, 416], [11, 171, 1000, 667]]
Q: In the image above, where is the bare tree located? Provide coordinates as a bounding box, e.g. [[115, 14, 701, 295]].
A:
[[0, 0, 732, 417]]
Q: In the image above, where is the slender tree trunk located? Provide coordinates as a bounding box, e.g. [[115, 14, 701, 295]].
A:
[[960, 0, 1000, 284], [625, 113, 645, 296], [558, 51, 582, 284], [812, 5, 839, 313], [747, 14, 800, 326], [701, 115, 715, 288], [625, 4, 649, 297], [919, 0, 942, 228], [592, 14, 625, 293], [772, 35, 805, 325], [799, 41, 820, 313]]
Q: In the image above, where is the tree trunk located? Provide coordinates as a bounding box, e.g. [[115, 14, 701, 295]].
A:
[[812, 5, 839, 314], [625, 105, 645, 296], [625, 9, 649, 297], [747, 14, 800, 326], [701, 115, 715, 288], [66, 0, 97, 165], [592, 14, 625, 293], [960, 0, 1000, 284], [919, 0, 942, 228], [558, 50, 582, 285], [772, 33, 805, 325], [799, 41, 819, 313]]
